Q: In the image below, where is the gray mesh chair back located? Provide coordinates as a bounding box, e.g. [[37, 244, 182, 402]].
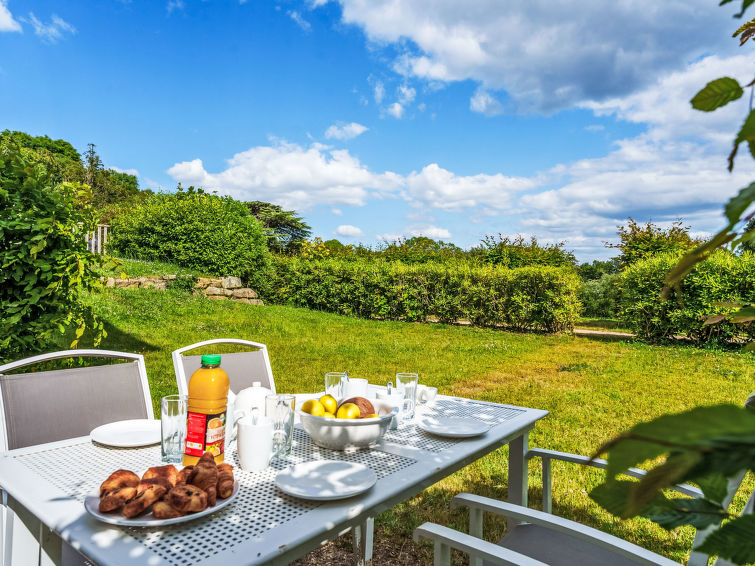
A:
[[172, 339, 276, 396], [0, 350, 153, 452]]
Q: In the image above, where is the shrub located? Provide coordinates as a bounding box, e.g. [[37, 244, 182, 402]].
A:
[[266, 258, 581, 332], [478, 234, 577, 268], [0, 138, 106, 361], [110, 192, 271, 289], [607, 218, 700, 267], [616, 250, 755, 342], [579, 273, 621, 318]]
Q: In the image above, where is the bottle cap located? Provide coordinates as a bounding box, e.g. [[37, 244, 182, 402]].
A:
[[201, 354, 221, 366]]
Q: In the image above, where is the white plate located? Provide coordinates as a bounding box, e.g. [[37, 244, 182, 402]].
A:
[[275, 460, 377, 501], [90, 419, 161, 448], [85, 481, 239, 527], [416, 416, 490, 438]]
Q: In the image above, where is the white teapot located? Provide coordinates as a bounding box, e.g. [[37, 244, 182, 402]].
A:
[[225, 382, 272, 444]]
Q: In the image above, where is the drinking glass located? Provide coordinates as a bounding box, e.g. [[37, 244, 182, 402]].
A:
[[265, 394, 295, 458], [161, 394, 188, 463], [324, 372, 346, 399], [396, 373, 419, 420]]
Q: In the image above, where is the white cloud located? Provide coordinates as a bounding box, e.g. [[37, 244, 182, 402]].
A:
[[26, 13, 75, 43], [109, 166, 140, 177], [167, 140, 402, 210], [585, 124, 604, 132], [331, 208, 343, 215], [373, 81, 385, 104], [377, 232, 403, 241], [469, 88, 502, 116], [0, 1, 21, 32], [166, 0, 184, 14], [335, 224, 365, 237], [288, 10, 311, 32], [398, 85, 415, 104], [407, 225, 452, 239], [322, 0, 734, 112], [407, 163, 537, 212], [387, 102, 404, 119], [325, 122, 369, 140]]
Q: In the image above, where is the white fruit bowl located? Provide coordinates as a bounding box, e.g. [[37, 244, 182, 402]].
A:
[[298, 401, 397, 451]]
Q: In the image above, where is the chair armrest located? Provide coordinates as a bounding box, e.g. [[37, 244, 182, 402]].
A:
[[414, 522, 548, 566], [451, 494, 679, 566], [526, 448, 702, 499]]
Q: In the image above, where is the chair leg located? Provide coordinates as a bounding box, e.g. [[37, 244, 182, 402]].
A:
[[433, 539, 451, 566], [469, 506, 484, 566], [541, 457, 552, 514], [351, 516, 374, 566]]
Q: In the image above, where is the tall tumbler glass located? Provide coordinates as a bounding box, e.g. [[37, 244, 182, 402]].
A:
[[324, 372, 346, 399], [266, 394, 296, 458], [161, 394, 188, 463], [396, 373, 419, 421]]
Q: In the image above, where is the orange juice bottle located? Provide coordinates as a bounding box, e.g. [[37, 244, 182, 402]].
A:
[[183, 354, 230, 465]]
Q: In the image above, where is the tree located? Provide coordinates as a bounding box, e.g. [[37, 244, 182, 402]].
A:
[[1, 130, 84, 183], [0, 137, 107, 360], [244, 201, 311, 252], [83, 143, 102, 188], [742, 216, 755, 252], [606, 218, 700, 267], [576, 258, 621, 281]]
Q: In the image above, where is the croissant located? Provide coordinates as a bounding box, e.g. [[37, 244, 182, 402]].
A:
[[177, 465, 194, 485], [99, 487, 137, 513], [122, 484, 166, 518], [188, 452, 218, 506], [99, 470, 139, 497], [217, 463, 234, 499], [142, 465, 178, 489]]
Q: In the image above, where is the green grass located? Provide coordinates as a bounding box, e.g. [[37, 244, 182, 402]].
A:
[[576, 317, 632, 333], [71, 288, 753, 563]]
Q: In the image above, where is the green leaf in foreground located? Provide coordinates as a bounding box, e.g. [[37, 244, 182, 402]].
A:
[[729, 110, 755, 171], [691, 77, 743, 111], [696, 514, 755, 564], [720, 0, 755, 19]]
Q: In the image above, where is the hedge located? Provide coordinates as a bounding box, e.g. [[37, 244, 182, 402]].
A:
[[265, 258, 581, 332], [616, 250, 755, 342], [110, 192, 271, 291]]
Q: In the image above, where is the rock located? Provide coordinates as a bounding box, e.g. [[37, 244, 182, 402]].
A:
[[140, 280, 155, 289], [105, 277, 115, 287], [126, 282, 139, 289], [195, 277, 213, 288], [223, 289, 234, 296], [207, 295, 227, 300], [232, 288, 258, 299], [153, 281, 168, 290], [115, 279, 130, 288], [204, 286, 225, 296], [210, 278, 223, 287], [163, 274, 177, 280], [222, 276, 243, 289], [233, 298, 264, 305]]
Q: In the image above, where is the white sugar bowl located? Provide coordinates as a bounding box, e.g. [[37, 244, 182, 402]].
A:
[[234, 382, 272, 416]]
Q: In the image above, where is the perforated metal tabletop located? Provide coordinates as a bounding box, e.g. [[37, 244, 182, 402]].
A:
[[0, 395, 547, 566]]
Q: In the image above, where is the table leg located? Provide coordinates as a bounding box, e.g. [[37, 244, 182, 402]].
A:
[[508, 432, 529, 508], [351, 516, 374, 566]]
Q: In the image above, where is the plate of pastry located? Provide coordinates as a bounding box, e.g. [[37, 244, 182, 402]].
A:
[[85, 452, 239, 527]]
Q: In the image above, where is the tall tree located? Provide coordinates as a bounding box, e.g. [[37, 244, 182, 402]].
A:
[[245, 201, 311, 251]]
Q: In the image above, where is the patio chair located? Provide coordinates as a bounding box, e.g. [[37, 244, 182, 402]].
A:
[[172, 338, 276, 396], [0, 349, 154, 566], [414, 406, 755, 566]]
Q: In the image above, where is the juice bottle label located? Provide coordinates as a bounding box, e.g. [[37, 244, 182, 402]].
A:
[[185, 410, 226, 458]]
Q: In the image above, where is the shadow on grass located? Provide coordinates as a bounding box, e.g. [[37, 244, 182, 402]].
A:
[[98, 320, 160, 355]]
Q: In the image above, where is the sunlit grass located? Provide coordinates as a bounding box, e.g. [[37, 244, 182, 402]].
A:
[[73, 287, 753, 563]]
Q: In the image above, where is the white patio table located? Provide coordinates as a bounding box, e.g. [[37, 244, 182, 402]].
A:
[[0, 391, 547, 566]]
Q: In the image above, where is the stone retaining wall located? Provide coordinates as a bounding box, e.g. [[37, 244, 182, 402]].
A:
[[103, 275, 263, 305]]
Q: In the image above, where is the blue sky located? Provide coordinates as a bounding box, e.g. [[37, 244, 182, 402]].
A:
[[2, 0, 755, 260]]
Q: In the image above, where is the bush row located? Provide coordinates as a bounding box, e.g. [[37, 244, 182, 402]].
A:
[[616, 251, 755, 342], [264, 258, 581, 332]]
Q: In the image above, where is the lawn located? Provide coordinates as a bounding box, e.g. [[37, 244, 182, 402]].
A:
[[71, 286, 754, 564]]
